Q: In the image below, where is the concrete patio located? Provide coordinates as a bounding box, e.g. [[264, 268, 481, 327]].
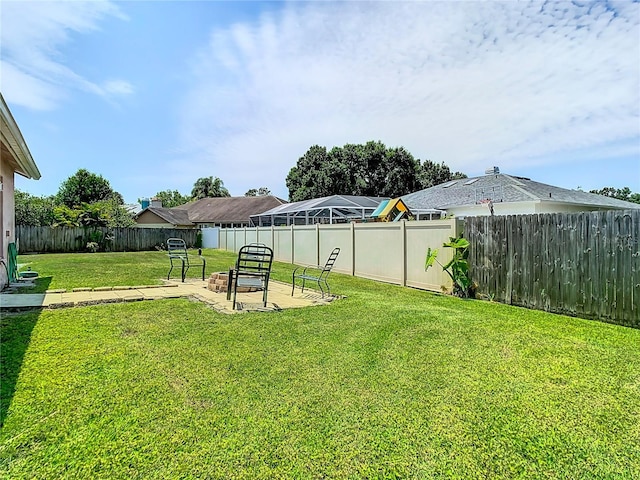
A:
[[0, 279, 339, 314]]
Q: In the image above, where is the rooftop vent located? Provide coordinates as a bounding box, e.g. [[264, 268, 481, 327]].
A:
[[485, 166, 500, 175]]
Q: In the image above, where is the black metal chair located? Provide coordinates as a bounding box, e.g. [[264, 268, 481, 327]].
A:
[[166, 238, 206, 282], [291, 247, 340, 297], [227, 244, 274, 310]]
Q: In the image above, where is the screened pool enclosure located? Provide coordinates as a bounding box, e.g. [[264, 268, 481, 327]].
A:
[[250, 195, 388, 226]]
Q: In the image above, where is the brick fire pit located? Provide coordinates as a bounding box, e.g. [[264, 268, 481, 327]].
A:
[[207, 272, 259, 293]]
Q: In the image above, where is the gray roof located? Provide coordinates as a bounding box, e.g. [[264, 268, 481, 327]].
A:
[[184, 196, 286, 223], [135, 196, 287, 226], [402, 173, 640, 211], [144, 207, 193, 226]]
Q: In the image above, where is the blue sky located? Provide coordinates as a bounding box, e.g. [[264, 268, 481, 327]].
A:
[[2, 0, 639, 204]]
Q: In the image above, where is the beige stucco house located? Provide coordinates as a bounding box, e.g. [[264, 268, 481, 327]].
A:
[[1, 93, 41, 289]]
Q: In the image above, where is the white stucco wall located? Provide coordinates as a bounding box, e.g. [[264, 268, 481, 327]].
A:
[[448, 200, 629, 218], [0, 159, 16, 288]]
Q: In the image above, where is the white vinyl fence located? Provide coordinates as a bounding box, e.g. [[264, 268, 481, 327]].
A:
[[218, 219, 462, 292]]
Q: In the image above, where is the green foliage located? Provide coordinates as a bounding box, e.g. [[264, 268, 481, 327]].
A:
[[245, 187, 272, 196], [56, 168, 123, 208], [53, 203, 109, 228], [93, 199, 135, 227], [191, 176, 230, 199], [425, 235, 475, 297], [46, 200, 133, 229], [286, 141, 423, 201], [151, 190, 191, 208], [14, 190, 56, 226], [418, 160, 467, 189], [590, 186, 640, 204], [195, 230, 203, 249], [52, 205, 81, 227], [3, 251, 640, 478]]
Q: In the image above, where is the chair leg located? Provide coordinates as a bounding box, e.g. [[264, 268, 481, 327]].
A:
[[232, 274, 239, 310], [227, 269, 234, 301]]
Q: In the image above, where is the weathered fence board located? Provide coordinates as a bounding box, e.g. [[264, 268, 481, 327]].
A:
[[466, 210, 640, 328], [16, 226, 200, 253]]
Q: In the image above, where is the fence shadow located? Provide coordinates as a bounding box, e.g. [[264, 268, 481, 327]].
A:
[[1, 276, 52, 428]]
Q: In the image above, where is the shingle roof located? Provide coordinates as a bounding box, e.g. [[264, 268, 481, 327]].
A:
[[144, 207, 193, 226], [136, 196, 288, 226], [184, 196, 287, 223], [402, 173, 640, 211]]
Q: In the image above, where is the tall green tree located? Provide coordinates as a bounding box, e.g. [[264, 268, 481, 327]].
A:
[[418, 160, 467, 189], [57, 169, 123, 208], [286, 141, 425, 201], [590, 186, 640, 204], [286, 145, 331, 201], [191, 176, 230, 199], [151, 190, 191, 208]]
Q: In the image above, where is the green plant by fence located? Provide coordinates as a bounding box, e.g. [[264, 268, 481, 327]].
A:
[[466, 210, 639, 328], [16, 226, 201, 253]]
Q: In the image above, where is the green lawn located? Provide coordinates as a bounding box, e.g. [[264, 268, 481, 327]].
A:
[[2, 250, 639, 478]]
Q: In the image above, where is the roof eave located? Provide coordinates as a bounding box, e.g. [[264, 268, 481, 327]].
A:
[[0, 94, 41, 180]]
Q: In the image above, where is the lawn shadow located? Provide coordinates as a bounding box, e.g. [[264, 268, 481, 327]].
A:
[[1, 276, 51, 428], [21, 275, 54, 294]]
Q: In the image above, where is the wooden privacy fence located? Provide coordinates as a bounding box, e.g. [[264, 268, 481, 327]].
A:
[[218, 219, 462, 292], [466, 210, 640, 328], [16, 226, 201, 253]]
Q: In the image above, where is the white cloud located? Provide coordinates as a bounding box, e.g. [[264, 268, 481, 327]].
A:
[[0, 0, 130, 110], [178, 1, 640, 197], [103, 79, 134, 96]]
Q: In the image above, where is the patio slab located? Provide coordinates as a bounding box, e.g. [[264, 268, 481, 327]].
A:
[[0, 279, 340, 314]]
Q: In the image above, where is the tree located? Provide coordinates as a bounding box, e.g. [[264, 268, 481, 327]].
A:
[[191, 176, 230, 199], [15, 190, 57, 226], [286, 145, 331, 201], [57, 169, 123, 208], [590, 186, 640, 204], [286, 141, 426, 201], [151, 190, 191, 208], [245, 187, 272, 197], [418, 160, 467, 189]]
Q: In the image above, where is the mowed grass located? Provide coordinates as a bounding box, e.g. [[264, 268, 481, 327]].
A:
[[16, 249, 306, 292], [1, 251, 639, 478]]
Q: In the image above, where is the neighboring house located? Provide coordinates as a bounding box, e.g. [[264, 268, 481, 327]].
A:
[[135, 195, 287, 228], [1, 93, 41, 288], [251, 195, 388, 226], [402, 167, 640, 218]]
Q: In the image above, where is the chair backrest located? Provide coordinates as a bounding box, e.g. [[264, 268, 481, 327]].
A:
[[322, 247, 340, 272], [167, 238, 187, 254], [236, 244, 273, 277]]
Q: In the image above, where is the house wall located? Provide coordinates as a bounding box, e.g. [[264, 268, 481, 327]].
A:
[[448, 200, 630, 218], [448, 201, 537, 217], [533, 201, 616, 214], [0, 158, 16, 288], [136, 210, 171, 225]]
